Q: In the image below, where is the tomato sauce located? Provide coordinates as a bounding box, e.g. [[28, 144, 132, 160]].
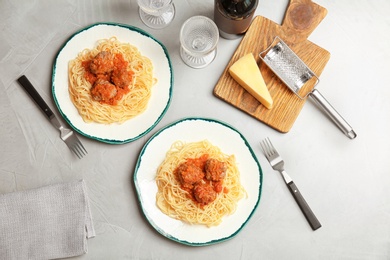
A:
[[82, 52, 134, 106], [186, 154, 209, 170], [175, 154, 227, 207]]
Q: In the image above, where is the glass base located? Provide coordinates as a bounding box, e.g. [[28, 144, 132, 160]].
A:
[[138, 4, 175, 29], [180, 46, 217, 69]]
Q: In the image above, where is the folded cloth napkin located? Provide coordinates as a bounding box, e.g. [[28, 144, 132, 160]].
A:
[[0, 179, 95, 260]]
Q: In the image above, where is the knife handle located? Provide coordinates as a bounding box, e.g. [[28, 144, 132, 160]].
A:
[[287, 181, 322, 230], [17, 75, 54, 120]]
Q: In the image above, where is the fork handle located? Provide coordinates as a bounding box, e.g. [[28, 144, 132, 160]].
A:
[[287, 181, 322, 231], [17, 75, 54, 120]]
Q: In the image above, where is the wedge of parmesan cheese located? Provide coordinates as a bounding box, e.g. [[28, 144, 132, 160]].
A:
[[228, 53, 273, 109]]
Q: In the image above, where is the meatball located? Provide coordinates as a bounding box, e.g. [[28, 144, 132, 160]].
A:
[[89, 51, 114, 75], [91, 79, 117, 102], [111, 68, 132, 89], [176, 162, 204, 185], [193, 182, 217, 205], [204, 159, 227, 181]]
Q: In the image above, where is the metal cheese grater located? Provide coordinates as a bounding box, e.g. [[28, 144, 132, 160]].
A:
[[259, 37, 357, 139]]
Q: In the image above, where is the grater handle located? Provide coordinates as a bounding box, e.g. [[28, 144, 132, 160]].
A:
[[309, 89, 357, 139]]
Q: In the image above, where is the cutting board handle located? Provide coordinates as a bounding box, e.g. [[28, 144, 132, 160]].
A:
[[282, 0, 328, 42]]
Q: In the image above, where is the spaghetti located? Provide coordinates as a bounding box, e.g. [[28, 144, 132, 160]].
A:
[[68, 37, 156, 124], [156, 140, 246, 227]]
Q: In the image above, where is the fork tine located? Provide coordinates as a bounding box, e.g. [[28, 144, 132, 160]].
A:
[[260, 140, 267, 156], [76, 139, 88, 155], [73, 144, 84, 159], [260, 137, 272, 158], [264, 137, 275, 155], [72, 147, 82, 159], [67, 135, 87, 159], [74, 141, 87, 159], [67, 142, 82, 159]]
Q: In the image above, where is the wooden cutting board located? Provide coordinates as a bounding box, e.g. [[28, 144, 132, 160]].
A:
[[213, 0, 330, 133]]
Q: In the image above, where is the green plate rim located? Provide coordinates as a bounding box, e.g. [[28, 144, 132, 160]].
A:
[[133, 117, 263, 246], [52, 22, 173, 144]]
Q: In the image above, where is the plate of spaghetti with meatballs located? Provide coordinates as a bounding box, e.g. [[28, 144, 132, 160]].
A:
[[134, 117, 263, 246], [52, 23, 173, 143]]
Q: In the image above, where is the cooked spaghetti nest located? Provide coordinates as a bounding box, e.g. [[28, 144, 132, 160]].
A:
[[156, 140, 247, 227], [68, 37, 156, 124]]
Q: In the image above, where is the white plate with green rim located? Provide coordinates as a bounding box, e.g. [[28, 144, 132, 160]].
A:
[[52, 22, 173, 144], [134, 117, 262, 246]]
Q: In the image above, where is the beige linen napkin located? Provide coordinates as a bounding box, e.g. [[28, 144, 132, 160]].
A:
[[0, 179, 95, 260]]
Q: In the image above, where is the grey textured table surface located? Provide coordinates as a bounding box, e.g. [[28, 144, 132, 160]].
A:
[[1, 0, 389, 259]]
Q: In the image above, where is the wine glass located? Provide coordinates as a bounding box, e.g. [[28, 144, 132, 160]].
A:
[[137, 0, 175, 29], [180, 16, 219, 69]]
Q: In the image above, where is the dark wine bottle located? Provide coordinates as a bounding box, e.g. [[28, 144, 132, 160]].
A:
[[214, 0, 258, 39]]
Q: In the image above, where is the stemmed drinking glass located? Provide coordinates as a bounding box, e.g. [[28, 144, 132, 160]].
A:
[[137, 0, 175, 29], [180, 16, 219, 69]]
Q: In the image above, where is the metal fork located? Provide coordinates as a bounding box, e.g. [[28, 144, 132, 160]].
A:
[[17, 75, 87, 159], [260, 137, 321, 230]]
